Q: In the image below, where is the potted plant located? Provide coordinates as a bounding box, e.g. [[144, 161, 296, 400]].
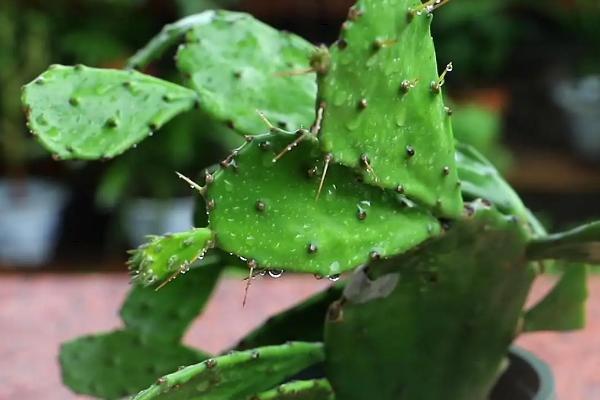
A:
[[22, 1, 600, 399]]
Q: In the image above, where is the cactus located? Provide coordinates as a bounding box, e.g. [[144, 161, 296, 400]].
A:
[[176, 11, 317, 135], [132, 343, 325, 400], [60, 330, 205, 400], [21, 65, 198, 160], [207, 134, 441, 275], [252, 379, 335, 400], [315, 0, 462, 217], [527, 221, 600, 264]]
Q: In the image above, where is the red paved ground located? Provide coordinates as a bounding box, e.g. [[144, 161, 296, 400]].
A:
[[1, 273, 599, 399]]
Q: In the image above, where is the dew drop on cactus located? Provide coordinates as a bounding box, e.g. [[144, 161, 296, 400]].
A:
[[328, 274, 341, 282], [268, 269, 284, 279]]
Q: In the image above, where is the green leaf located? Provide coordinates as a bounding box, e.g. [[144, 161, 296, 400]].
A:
[[127, 228, 215, 285], [121, 263, 223, 343], [206, 135, 441, 276], [60, 330, 205, 400], [317, 0, 462, 217], [176, 11, 316, 135], [22, 65, 198, 160], [523, 263, 589, 332], [132, 343, 325, 400], [527, 221, 600, 264], [252, 379, 335, 400]]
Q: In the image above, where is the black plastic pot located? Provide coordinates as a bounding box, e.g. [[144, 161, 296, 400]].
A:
[[491, 346, 556, 400]]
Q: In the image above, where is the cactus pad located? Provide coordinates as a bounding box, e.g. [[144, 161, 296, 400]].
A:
[[207, 135, 441, 276], [176, 11, 316, 135], [22, 65, 198, 160], [127, 228, 215, 285], [527, 221, 600, 264], [132, 342, 325, 399], [121, 264, 223, 343], [60, 330, 205, 400], [325, 202, 536, 400], [253, 379, 335, 400], [524, 263, 588, 332], [317, 0, 462, 217]]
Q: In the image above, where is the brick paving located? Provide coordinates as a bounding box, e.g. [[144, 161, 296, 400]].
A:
[[1, 273, 599, 399]]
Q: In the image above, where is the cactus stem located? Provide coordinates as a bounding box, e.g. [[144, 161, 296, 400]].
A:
[[316, 153, 333, 201], [175, 172, 206, 195]]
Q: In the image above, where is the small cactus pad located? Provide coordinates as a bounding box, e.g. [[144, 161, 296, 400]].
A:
[[527, 221, 600, 264], [127, 228, 215, 285], [60, 330, 205, 400], [207, 135, 441, 276], [176, 11, 316, 135], [237, 285, 343, 350], [121, 263, 223, 343], [325, 203, 536, 400], [132, 342, 325, 400], [252, 379, 335, 400], [524, 263, 588, 332], [22, 65, 198, 160], [317, 0, 462, 217], [128, 11, 217, 69]]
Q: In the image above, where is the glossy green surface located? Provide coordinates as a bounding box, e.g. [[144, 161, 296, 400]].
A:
[[252, 379, 335, 400], [60, 330, 205, 400], [177, 11, 316, 135], [207, 135, 441, 276], [22, 65, 197, 159], [132, 343, 325, 400], [127, 228, 215, 285], [121, 265, 223, 343], [317, 0, 462, 217], [325, 203, 536, 400]]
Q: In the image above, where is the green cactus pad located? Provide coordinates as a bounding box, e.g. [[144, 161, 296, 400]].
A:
[[207, 135, 441, 276], [121, 263, 223, 343], [127, 228, 215, 285], [128, 11, 217, 69], [237, 285, 343, 350], [60, 330, 206, 400], [524, 263, 588, 332], [325, 202, 536, 400], [317, 0, 462, 217], [132, 342, 325, 400], [176, 11, 316, 135], [527, 221, 600, 264], [22, 65, 198, 160], [252, 379, 335, 400]]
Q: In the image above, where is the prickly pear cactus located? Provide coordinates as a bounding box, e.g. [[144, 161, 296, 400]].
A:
[[207, 135, 441, 276], [325, 202, 536, 400], [253, 379, 335, 400], [22, 65, 198, 160], [316, 0, 462, 217], [60, 330, 205, 400], [176, 11, 316, 135], [132, 342, 324, 400], [127, 228, 215, 285]]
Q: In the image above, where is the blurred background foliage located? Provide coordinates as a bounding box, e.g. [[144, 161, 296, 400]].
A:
[[0, 0, 599, 269]]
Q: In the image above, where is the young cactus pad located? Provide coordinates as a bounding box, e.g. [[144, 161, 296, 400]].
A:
[[60, 330, 205, 400], [207, 135, 441, 276], [252, 379, 335, 400], [22, 65, 198, 160], [325, 203, 536, 400], [316, 0, 462, 217], [127, 228, 214, 285], [132, 342, 325, 400], [176, 11, 316, 135]]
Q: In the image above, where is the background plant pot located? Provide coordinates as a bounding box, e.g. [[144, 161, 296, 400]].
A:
[[122, 197, 195, 247], [0, 179, 67, 267]]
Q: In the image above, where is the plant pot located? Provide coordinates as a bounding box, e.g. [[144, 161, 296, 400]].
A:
[[553, 75, 600, 162], [490, 346, 556, 400], [122, 197, 195, 247], [0, 179, 68, 267]]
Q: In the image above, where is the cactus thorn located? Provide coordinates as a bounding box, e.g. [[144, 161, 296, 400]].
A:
[[176, 172, 205, 195], [409, 0, 453, 17], [431, 62, 453, 94], [257, 110, 291, 135], [316, 153, 333, 201], [272, 130, 310, 163]]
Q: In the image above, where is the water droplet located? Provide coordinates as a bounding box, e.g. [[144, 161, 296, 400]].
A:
[[268, 269, 283, 278], [328, 274, 341, 282]]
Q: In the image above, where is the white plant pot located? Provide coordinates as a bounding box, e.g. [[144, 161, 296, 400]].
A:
[[553, 75, 600, 161], [123, 197, 195, 247], [0, 179, 68, 267]]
